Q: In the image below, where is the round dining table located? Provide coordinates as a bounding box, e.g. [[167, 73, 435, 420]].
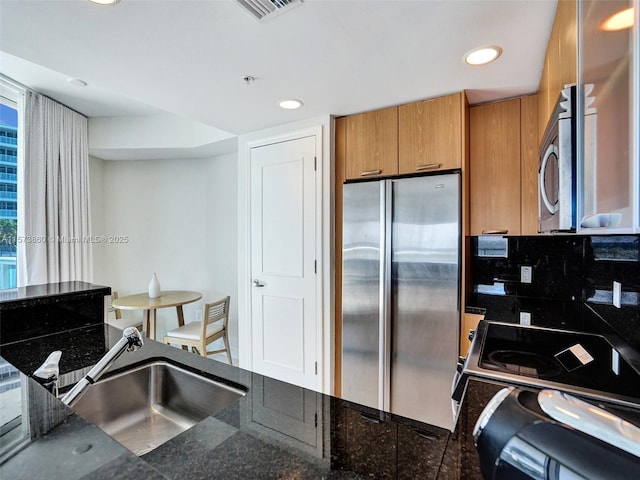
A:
[[112, 290, 202, 340]]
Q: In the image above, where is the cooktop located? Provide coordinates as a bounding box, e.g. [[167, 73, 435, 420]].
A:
[[454, 320, 640, 408]]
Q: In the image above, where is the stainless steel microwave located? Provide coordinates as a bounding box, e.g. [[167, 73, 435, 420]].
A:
[[538, 85, 577, 233]]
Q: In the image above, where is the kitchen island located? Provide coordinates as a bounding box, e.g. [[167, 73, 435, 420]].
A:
[[0, 322, 495, 480], [4, 283, 640, 479], [0, 283, 492, 479]]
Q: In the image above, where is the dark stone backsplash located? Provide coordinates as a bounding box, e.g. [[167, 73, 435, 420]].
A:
[[469, 235, 640, 352]]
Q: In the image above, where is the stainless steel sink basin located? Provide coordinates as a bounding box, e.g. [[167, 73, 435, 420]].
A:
[[70, 360, 246, 455]]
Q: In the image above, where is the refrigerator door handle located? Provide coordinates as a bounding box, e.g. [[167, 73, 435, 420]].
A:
[[380, 180, 393, 412], [377, 180, 386, 411]]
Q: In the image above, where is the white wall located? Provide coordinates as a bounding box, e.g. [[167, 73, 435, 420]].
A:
[[90, 152, 239, 357], [89, 156, 105, 281]]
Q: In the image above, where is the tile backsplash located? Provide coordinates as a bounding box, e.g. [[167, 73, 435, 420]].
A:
[[469, 235, 640, 351]]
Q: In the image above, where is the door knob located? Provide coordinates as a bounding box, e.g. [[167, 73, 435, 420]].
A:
[[253, 279, 265, 287]]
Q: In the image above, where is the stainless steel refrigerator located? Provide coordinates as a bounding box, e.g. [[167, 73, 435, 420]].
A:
[[342, 173, 460, 431]]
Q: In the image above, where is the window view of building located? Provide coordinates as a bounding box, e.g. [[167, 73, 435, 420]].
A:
[[0, 101, 20, 457], [0, 103, 17, 290]]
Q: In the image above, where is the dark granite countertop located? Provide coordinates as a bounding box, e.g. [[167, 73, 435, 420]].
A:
[[0, 323, 470, 480], [4, 282, 640, 479], [0, 281, 111, 303]]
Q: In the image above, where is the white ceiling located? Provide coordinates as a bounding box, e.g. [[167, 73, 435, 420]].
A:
[[0, 0, 557, 137]]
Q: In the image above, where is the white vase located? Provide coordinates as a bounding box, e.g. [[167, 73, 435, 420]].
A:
[[148, 273, 161, 298]]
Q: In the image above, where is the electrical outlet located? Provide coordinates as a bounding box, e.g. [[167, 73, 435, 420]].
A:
[[613, 281, 622, 308], [520, 265, 533, 284], [519, 312, 531, 326], [195, 310, 203, 322], [612, 349, 620, 375]]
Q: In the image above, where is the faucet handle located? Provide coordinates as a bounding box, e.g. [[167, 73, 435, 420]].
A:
[[123, 327, 144, 352], [33, 350, 62, 394]]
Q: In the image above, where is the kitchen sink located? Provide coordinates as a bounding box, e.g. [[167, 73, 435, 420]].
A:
[[70, 360, 246, 455]]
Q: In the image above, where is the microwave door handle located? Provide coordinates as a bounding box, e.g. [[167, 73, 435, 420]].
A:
[[539, 144, 559, 215]]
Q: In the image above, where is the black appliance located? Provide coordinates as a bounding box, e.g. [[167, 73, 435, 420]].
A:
[[473, 387, 640, 480], [538, 85, 577, 233], [453, 320, 640, 408]]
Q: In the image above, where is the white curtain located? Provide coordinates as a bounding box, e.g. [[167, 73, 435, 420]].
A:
[[17, 91, 93, 286]]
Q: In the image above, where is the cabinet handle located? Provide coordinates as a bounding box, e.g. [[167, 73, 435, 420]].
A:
[[416, 163, 441, 171], [481, 229, 508, 235], [360, 169, 382, 177]]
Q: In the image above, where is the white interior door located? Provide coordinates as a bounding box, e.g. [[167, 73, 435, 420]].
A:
[[250, 135, 317, 390]]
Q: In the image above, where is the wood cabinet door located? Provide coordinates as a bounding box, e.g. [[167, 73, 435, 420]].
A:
[[520, 95, 539, 235], [557, 0, 577, 93], [537, 0, 576, 141], [470, 98, 522, 236], [398, 93, 462, 174], [345, 106, 398, 180]]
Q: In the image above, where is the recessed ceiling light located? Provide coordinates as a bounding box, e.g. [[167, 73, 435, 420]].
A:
[[88, 0, 120, 5], [67, 78, 88, 88], [464, 46, 503, 66], [601, 7, 635, 31], [279, 99, 303, 110]]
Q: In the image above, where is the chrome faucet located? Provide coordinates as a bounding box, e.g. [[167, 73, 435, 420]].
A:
[[61, 327, 144, 406], [32, 327, 144, 406], [60, 326, 144, 406]]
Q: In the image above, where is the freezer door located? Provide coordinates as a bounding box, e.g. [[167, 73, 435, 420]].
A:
[[390, 174, 460, 431], [342, 181, 385, 410]]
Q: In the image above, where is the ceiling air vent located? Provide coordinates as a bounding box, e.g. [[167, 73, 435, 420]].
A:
[[234, 0, 303, 21]]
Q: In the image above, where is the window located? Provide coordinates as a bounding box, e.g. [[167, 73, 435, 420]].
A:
[[0, 88, 19, 290], [0, 79, 25, 462], [0, 363, 29, 464]]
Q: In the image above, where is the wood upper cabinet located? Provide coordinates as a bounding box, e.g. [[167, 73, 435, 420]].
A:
[[398, 92, 463, 174], [469, 95, 538, 237], [470, 98, 522, 236], [520, 95, 539, 235], [538, 0, 577, 140], [345, 106, 398, 180]]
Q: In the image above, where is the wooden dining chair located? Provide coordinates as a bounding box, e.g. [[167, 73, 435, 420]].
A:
[[106, 291, 144, 332], [163, 296, 232, 365]]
